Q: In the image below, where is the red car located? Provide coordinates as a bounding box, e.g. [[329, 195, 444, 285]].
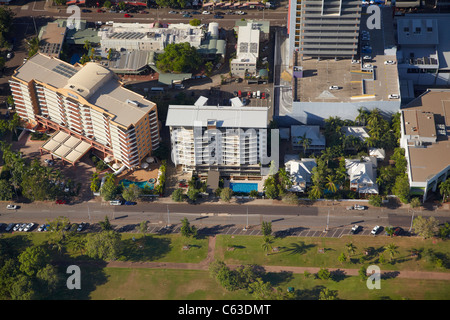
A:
[[56, 199, 67, 204], [261, 92, 266, 99], [124, 13, 131, 18], [247, 92, 251, 98], [97, 9, 103, 13]]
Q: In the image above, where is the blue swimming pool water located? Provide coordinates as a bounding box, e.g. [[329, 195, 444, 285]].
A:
[[120, 179, 154, 189], [229, 182, 258, 193]]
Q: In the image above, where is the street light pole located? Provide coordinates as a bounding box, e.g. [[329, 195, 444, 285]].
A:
[[167, 205, 170, 227]]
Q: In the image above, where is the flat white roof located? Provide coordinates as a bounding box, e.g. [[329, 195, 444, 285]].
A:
[[166, 96, 268, 129]]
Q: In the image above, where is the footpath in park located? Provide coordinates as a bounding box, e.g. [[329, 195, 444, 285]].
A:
[[106, 236, 450, 281]]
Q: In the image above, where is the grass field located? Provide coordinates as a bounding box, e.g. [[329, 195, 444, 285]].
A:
[[87, 268, 450, 300], [214, 234, 450, 272]]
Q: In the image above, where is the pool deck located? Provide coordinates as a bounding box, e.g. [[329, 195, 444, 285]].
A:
[[115, 163, 160, 185]]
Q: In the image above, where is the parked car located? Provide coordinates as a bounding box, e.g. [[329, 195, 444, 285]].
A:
[[110, 200, 122, 206], [261, 92, 266, 99], [124, 201, 137, 205], [363, 64, 373, 69], [13, 223, 21, 231], [124, 13, 131, 18], [183, 14, 192, 18], [6, 52, 12, 59], [214, 14, 223, 18], [77, 222, 86, 232], [38, 224, 46, 232], [384, 60, 396, 65], [23, 223, 34, 232], [393, 227, 404, 236], [363, 55, 371, 60], [236, 10, 246, 15], [329, 85, 339, 90], [371, 225, 381, 235], [5, 223, 14, 232], [351, 225, 361, 234], [6, 204, 17, 210], [202, 10, 211, 14], [351, 59, 359, 64], [354, 204, 366, 210], [389, 94, 400, 99], [55, 199, 67, 204]]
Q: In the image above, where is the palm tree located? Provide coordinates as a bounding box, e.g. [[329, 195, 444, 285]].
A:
[[325, 175, 337, 194], [299, 132, 312, 154], [261, 236, 274, 255], [384, 243, 399, 262], [346, 242, 357, 258], [439, 179, 450, 203], [309, 183, 323, 200], [355, 107, 369, 126]]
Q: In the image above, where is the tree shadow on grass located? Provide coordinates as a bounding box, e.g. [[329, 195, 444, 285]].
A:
[[120, 235, 171, 262], [50, 260, 109, 300], [282, 241, 316, 256], [294, 285, 326, 300], [262, 270, 294, 287]]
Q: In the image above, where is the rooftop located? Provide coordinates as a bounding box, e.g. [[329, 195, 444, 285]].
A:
[[166, 96, 268, 129], [13, 54, 156, 129], [402, 90, 450, 183]]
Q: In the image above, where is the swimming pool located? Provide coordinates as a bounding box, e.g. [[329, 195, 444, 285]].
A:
[[120, 179, 154, 189], [229, 182, 258, 193]]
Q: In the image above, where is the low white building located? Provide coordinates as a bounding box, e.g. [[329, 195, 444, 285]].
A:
[[230, 22, 260, 78], [345, 157, 379, 195], [285, 158, 316, 192]]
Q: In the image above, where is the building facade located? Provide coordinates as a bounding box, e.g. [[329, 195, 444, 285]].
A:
[[166, 97, 278, 176], [9, 54, 160, 169]]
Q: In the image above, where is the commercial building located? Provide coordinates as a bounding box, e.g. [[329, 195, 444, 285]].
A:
[[288, 0, 362, 63], [166, 96, 278, 176], [230, 22, 261, 78], [9, 54, 160, 169], [399, 89, 450, 201], [396, 14, 450, 87], [278, 5, 400, 126]]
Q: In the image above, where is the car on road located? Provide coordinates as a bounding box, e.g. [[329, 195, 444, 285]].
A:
[[351, 225, 361, 234], [6, 204, 17, 210], [183, 14, 192, 18], [82, 9, 91, 12], [97, 9, 104, 13], [168, 11, 178, 14], [214, 14, 223, 18], [202, 10, 211, 14], [236, 10, 246, 15], [371, 225, 381, 235], [124, 13, 131, 18], [110, 200, 122, 206]]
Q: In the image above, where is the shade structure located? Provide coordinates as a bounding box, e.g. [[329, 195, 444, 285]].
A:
[[40, 131, 91, 165], [141, 162, 149, 169], [146, 156, 155, 163]]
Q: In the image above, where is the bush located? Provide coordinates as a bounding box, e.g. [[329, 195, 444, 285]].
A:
[[171, 189, 185, 202], [220, 187, 233, 202], [317, 268, 331, 280], [368, 194, 382, 207]]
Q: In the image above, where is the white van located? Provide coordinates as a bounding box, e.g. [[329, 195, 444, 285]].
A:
[[257, 90, 261, 99], [109, 200, 122, 206]]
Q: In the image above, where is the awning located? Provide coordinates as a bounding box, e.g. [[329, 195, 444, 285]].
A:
[[41, 131, 91, 165]]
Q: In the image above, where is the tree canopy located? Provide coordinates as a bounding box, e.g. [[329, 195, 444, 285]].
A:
[[156, 42, 202, 73]]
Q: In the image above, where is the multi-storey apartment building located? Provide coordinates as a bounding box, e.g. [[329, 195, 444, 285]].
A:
[[288, 0, 362, 61], [9, 53, 160, 169], [166, 96, 278, 176]]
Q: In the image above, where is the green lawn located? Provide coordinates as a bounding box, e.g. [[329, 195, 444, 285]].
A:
[[215, 234, 450, 272], [87, 267, 450, 300]]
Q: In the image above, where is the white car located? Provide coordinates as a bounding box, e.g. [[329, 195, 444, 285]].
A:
[[371, 225, 381, 235], [351, 225, 360, 234], [38, 224, 46, 232], [329, 85, 339, 90], [363, 64, 373, 69], [13, 224, 21, 231], [23, 223, 34, 232], [351, 59, 360, 64], [354, 204, 366, 210], [109, 200, 122, 206], [384, 60, 396, 65], [6, 52, 12, 59], [236, 11, 246, 15], [6, 204, 17, 210], [202, 11, 211, 14], [363, 55, 371, 60], [389, 94, 400, 99]]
